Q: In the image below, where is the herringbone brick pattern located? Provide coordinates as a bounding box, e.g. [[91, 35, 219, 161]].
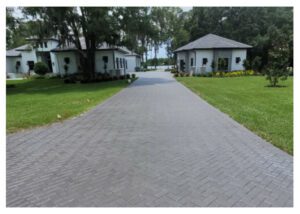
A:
[[7, 72, 293, 207]]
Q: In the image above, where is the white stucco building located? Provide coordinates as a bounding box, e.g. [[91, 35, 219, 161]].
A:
[[6, 37, 132, 78], [125, 52, 141, 72], [174, 34, 252, 74], [51, 38, 130, 76], [6, 37, 60, 77]]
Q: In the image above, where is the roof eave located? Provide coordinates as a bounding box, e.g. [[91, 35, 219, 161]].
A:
[[174, 46, 252, 52]]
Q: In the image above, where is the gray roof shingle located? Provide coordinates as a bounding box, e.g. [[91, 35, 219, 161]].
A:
[[6, 48, 21, 57], [6, 43, 33, 57], [174, 34, 252, 52]]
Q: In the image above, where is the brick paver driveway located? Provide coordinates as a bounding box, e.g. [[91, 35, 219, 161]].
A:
[[7, 72, 293, 207]]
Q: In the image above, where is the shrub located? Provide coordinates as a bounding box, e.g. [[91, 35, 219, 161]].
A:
[[206, 72, 213, 77], [251, 56, 262, 73], [174, 73, 179, 77], [7, 84, 16, 88], [265, 29, 290, 87], [243, 59, 251, 70], [212, 70, 255, 78], [131, 73, 136, 79], [64, 78, 76, 84], [30, 75, 46, 79], [45, 73, 61, 79], [211, 60, 216, 71], [165, 68, 177, 73], [33, 62, 49, 75], [126, 74, 130, 79]]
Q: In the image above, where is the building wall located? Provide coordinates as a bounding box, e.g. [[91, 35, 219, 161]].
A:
[[176, 52, 187, 72], [20, 50, 37, 73], [50, 52, 59, 74], [125, 55, 139, 72], [35, 40, 59, 52], [195, 50, 214, 73], [136, 57, 141, 68], [95, 50, 114, 73], [53, 50, 128, 76], [114, 50, 127, 75], [213, 49, 233, 71], [54, 52, 78, 75], [187, 51, 196, 72], [177, 49, 247, 73], [6, 57, 22, 73], [231, 49, 247, 71]]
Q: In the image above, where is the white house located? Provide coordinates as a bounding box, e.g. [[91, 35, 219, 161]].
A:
[[51, 38, 130, 76], [6, 37, 60, 77], [125, 52, 141, 72], [6, 37, 132, 78], [174, 34, 252, 73]]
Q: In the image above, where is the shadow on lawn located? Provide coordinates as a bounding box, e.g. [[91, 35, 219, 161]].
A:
[[6, 79, 129, 96], [264, 85, 288, 88]]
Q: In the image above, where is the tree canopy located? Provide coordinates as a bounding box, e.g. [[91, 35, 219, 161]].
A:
[[6, 7, 293, 77]]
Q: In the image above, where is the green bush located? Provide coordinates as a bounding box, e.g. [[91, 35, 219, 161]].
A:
[[243, 59, 251, 70], [30, 75, 46, 79], [131, 73, 136, 79], [33, 62, 49, 75], [165, 68, 177, 73]]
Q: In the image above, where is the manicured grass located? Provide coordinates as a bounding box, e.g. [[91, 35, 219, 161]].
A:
[[7, 79, 131, 133], [176, 76, 293, 154]]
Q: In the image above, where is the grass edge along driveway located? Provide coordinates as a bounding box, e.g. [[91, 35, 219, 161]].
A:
[[7, 78, 132, 133], [176, 76, 293, 155]]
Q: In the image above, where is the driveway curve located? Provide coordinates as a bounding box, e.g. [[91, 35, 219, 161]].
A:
[[7, 72, 293, 207]]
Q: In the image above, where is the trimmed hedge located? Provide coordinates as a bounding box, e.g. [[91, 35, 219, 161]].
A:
[[175, 70, 256, 78], [33, 62, 49, 75]]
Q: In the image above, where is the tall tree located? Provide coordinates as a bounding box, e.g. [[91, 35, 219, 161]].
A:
[[22, 7, 121, 80], [170, 7, 293, 71]]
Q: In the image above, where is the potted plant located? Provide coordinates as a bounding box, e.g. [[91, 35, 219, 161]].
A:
[[64, 64, 69, 76], [15, 61, 20, 73], [103, 56, 108, 73]]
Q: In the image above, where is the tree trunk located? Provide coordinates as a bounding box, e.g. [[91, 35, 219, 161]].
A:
[[82, 35, 96, 80]]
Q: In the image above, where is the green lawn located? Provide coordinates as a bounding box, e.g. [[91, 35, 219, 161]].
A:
[[176, 76, 293, 154], [7, 79, 131, 133]]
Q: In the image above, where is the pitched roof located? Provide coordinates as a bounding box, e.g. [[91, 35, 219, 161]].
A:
[[15, 44, 33, 51], [51, 37, 129, 54], [174, 34, 252, 52], [6, 48, 21, 57], [6, 43, 33, 57], [125, 52, 141, 57]]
